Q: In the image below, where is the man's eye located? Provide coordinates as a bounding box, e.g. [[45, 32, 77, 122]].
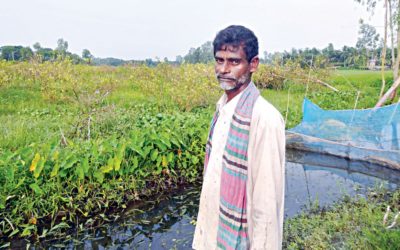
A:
[[231, 60, 240, 65], [215, 58, 223, 64]]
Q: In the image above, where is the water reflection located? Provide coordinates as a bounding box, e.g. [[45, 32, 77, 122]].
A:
[[36, 151, 398, 249]]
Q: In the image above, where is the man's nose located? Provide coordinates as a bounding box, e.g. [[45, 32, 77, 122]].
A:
[[219, 62, 230, 74]]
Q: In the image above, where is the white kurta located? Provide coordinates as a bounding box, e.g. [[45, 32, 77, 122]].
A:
[[192, 86, 286, 250]]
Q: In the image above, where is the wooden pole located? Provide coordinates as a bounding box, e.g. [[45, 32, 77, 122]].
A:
[[380, 0, 388, 98], [375, 76, 400, 107]]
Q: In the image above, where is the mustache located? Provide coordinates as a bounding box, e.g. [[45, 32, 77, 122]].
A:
[[216, 75, 237, 82]]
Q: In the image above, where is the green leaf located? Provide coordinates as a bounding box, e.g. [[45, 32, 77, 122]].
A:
[[50, 163, 60, 178], [82, 157, 89, 174], [116, 143, 126, 159], [9, 229, 19, 237], [150, 149, 159, 161], [167, 152, 174, 162], [191, 156, 199, 165], [170, 137, 181, 147], [99, 157, 114, 173], [29, 183, 43, 195], [159, 133, 172, 148], [62, 155, 78, 170], [114, 157, 121, 172], [76, 164, 84, 180], [162, 155, 168, 167], [0, 242, 11, 249], [143, 146, 153, 159], [5, 151, 17, 161], [15, 177, 25, 189], [49, 222, 70, 233], [93, 171, 104, 183], [114, 143, 125, 172], [34, 157, 46, 179], [100, 165, 113, 174], [131, 156, 139, 173], [29, 153, 40, 172], [156, 155, 162, 167], [129, 145, 144, 158], [133, 156, 139, 168], [154, 140, 167, 151], [155, 165, 162, 175], [0, 198, 4, 209], [5, 167, 14, 183]]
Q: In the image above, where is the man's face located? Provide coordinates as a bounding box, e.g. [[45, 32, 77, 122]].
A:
[[214, 45, 258, 91]]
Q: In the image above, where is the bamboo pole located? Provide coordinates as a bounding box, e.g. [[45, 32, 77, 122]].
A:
[[375, 76, 400, 107], [312, 79, 339, 92], [380, 0, 388, 98], [389, 0, 395, 68], [390, 0, 400, 101]]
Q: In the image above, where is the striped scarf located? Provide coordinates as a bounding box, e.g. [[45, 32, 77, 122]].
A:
[[204, 82, 260, 250]]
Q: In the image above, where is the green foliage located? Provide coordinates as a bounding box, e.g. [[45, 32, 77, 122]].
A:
[[183, 41, 214, 64], [0, 106, 211, 240], [283, 189, 400, 249], [0, 46, 33, 61], [0, 61, 218, 240], [364, 228, 400, 249]]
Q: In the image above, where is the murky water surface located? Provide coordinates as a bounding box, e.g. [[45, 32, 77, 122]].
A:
[[32, 151, 399, 249]]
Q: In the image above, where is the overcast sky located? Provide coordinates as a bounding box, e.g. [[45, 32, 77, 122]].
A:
[[1, 0, 385, 60]]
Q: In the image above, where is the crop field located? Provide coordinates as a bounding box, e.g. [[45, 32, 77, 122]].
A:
[[0, 60, 397, 246]]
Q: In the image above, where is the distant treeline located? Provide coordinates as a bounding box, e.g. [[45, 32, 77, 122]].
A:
[[0, 39, 94, 64], [181, 21, 392, 70], [265, 43, 393, 69], [0, 38, 166, 67], [181, 41, 393, 69], [0, 39, 393, 69]]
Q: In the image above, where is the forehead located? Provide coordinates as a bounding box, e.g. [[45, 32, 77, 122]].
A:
[[215, 44, 246, 58]]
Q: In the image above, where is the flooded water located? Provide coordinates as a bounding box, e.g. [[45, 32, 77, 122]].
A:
[[30, 150, 399, 249]]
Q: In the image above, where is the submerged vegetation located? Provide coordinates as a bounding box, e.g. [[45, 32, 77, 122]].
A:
[[0, 60, 398, 247]]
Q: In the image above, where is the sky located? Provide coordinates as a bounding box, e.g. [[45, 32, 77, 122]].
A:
[[1, 0, 385, 60]]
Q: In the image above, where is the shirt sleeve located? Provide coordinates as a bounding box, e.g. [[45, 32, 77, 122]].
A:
[[250, 111, 286, 250]]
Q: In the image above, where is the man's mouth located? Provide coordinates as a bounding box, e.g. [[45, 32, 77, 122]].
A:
[[217, 76, 236, 82]]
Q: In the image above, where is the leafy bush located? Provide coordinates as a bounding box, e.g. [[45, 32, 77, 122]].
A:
[[0, 106, 211, 240]]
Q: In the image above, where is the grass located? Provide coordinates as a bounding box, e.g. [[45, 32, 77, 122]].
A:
[[283, 188, 400, 249]]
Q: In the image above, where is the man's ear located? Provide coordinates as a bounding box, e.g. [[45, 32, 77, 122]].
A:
[[249, 56, 259, 73]]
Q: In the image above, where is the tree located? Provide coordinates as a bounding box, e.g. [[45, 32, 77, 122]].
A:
[[82, 49, 93, 64], [0, 46, 33, 61], [145, 58, 157, 67], [175, 55, 183, 64], [356, 20, 380, 67], [355, 0, 400, 103], [183, 41, 213, 64], [33, 42, 41, 51], [56, 38, 68, 59], [36, 48, 55, 61], [20, 47, 33, 60], [0, 46, 20, 60]]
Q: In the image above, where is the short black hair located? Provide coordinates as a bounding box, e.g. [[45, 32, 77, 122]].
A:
[[213, 25, 259, 62]]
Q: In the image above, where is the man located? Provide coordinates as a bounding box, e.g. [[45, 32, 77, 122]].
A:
[[192, 25, 286, 250]]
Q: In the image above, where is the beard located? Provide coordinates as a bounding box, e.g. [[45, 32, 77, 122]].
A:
[[217, 73, 250, 91]]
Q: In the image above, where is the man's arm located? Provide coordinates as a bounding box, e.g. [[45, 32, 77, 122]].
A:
[[250, 111, 285, 250]]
